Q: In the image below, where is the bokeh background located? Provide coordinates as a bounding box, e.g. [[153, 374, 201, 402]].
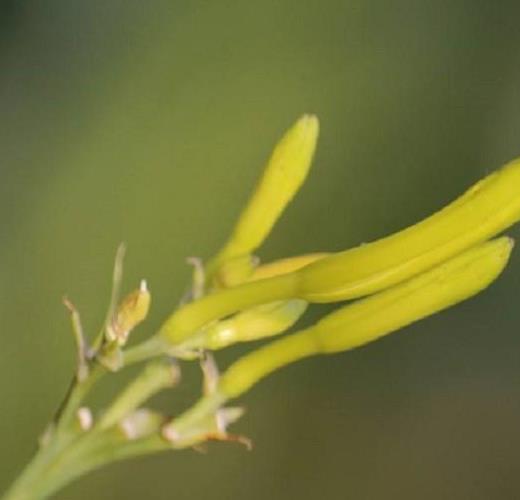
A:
[[2, 1, 520, 498]]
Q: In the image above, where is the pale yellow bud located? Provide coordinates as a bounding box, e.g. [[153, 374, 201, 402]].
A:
[[208, 114, 319, 276], [298, 159, 520, 302], [202, 299, 307, 350], [110, 280, 151, 345]]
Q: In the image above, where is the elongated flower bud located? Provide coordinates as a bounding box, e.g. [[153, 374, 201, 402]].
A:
[[218, 237, 513, 398], [298, 159, 520, 301], [197, 299, 307, 350], [208, 115, 319, 275]]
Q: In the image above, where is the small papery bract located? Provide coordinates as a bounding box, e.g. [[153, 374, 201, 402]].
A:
[[109, 280, 151, 345]]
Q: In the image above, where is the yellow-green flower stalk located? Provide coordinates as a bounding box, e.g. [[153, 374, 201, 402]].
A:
[[97, 361, 179, 431], [159, 159, 520, 346], [165, 237, 512, 437], [207, 114, 319, 284]]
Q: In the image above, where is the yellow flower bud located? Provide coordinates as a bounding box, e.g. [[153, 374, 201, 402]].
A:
[[208, 114, 319, 275], [219, 237, 513, 398], [110, 280, 151, 345], [200, 299, 307, 350], [298, 159, 520, 302], [312, 237, 512, 353]]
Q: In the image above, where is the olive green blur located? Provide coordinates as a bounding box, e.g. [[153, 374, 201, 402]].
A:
[[2, 1, 520, 499]]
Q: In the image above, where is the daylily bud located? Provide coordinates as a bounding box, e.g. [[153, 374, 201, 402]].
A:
[[298, 160, 520, 302], [199, 299, 307, 350], [218, 237, 513, 398], [110, 280, 151, 345], [208, 114, 319, 275]]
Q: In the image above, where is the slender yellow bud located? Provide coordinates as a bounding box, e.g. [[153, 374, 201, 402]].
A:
[[312, 237, 513, 353], [298, 159, 520, 302], [219, 237, 513, 398], [208, 114, 319, 274]]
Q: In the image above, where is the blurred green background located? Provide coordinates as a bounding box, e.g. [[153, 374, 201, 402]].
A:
[[2, 1, 520, 498]]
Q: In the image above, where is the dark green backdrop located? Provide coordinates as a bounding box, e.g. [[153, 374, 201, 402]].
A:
[[2, 1, 520, 499]]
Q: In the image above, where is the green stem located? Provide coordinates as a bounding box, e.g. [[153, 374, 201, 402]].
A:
[[2, 431, 75, 500], [2, 429, 169, 500], [2, 362, 106, 500], [54, 367, 104, 435], [123, 337, 168, 366]]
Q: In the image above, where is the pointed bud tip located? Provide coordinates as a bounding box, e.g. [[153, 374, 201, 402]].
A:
[[296, 113, 319, 139]]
